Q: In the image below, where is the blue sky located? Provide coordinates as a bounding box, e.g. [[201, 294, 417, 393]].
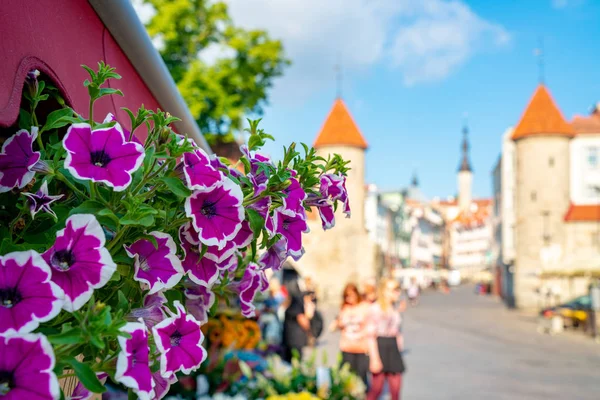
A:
[[219, 0, 600, 200], [133, 0, 600, 199]]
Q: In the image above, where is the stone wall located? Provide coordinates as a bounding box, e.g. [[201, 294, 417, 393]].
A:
[[514, 136, 571, 309]]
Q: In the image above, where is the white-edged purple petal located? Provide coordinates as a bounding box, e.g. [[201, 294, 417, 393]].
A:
[[182, 149, 222, 191], [280, 177, 306, 218], [0, 129, 41, 193], [179, 224, 221, 286], [0, 333, 60, 400], [273, 208, 309, 261], [152, 301, 207, 377], [257, 239, 288, 271], [116, 322, 155, 400], [0, 250, 64, 335], [125, 232, 184, 294], [184, 282, 215, 324], [235, 263, 267, 318], [42, 214, 116, 312], [152, 371, 177, 400], [318, 204, 336, 230], [69, 373, 107, 400], [63, 123, 145, 191], [128, 292, 167, 329], [22, 181, 64, 220], [184, 178, 244, 248], [204, 220, 253, 263]]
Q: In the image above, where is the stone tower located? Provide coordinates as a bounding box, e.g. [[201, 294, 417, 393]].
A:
[[458, 124, 473, 212], [512, 84, 574, 309], [298, 98, 374, 304]]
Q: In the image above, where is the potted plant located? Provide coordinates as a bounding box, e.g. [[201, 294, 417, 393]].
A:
[[0, 62, 350, 400]]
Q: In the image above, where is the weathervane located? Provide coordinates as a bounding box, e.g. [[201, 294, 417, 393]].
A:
[[534, 37, 545, 84], [335, 53, 342, 99]]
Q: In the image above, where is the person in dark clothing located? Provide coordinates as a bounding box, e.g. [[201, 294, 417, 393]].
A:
[[282, 278, 310, 362]]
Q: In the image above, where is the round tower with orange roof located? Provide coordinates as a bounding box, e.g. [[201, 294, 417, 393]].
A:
[[313, 98, 368, 230], [512, 84, 574, 309]]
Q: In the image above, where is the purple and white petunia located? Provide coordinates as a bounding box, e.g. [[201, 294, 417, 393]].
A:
[[125, 232, 184, 294], [204, 220, 253, 264], [281, 177, 307, 218], [317, 204, 336, 230], [179, 223, 222, 286], [128, 292, 167, 329], [272, 208, 309, 261], [320, 174, 350, 218], [116, 322, 155, 400], [184, 282, 215, 324], [22, 181, 64, 220], [257, 239, 288, 271], [63, 123, 145, 191], [42, 214, 116, 311], [0, 129, 41, 193], [182, 148, 222, 191], [152, 371, 177, 400], [236, 263, 268, 318], [152, 301, 207, 377], [0, 251, 64, 335], [0, 333, 60, 400], [209, 154, 242, 179], [69, 373, 108, 400], [184, 178, 244, 248]]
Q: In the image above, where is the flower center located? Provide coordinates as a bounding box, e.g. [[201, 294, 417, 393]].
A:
[[0, 287, 21, 309], [170, 331, 183, 347], [0, 371, 14, 395], [200, 202, 217, 219], [282, 220, 290, 230], [90, 150, 111, 167], [138, 256, 150, 272], [51, 250, 76, 271]]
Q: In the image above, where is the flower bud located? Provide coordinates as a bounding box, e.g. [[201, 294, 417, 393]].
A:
[[25, 69, 40, 98]]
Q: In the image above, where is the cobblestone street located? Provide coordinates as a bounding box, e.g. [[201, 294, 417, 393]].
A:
[[314, 285, 600, 400]]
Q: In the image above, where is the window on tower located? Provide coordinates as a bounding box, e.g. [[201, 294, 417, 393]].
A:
[[587, 146, 599, 169]]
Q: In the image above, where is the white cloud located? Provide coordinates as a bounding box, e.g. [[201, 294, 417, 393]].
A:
[[132, 0, 509, 102], [225, 0, 509, 101]]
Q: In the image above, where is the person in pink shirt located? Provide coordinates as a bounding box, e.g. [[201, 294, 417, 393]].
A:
[[366, 278, 406, 400], [330, 283, 370, 387]]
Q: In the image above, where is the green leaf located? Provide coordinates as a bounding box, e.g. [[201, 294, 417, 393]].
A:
[[246, 208, 265, 238], [120, 214, 154, 227], [18, 109, 31, 129], [97, 208, 120, 226], [69, 201, 105, 216], [41, 108, 73, 133], [160, 177, 191, 198], [66, 358, 106, 393], [117, 290, 129, 311], [48, 328, 83, 345], [98, 88, 123, 98]]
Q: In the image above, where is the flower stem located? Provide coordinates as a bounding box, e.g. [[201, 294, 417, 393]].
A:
[[56, 172, 88, 199], [108, 227, 129, 253]]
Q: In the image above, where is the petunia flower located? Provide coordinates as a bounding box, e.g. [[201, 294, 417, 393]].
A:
[[272, 208, 309, 261], [69, 373, 108, 400], [128, 292, 167, 329], [0, 250, 64, 335], [317, 204, 336, 230], [152, 301, 207, 377], [184, 178, 244, 248], [248, 195, 271, 222], [281, 177, 307, 218], [236, 263, 268, 318], [182, 148, 222, 191], [0, 333, 60, 400], [184, 282, 215, 324], [320, 174, 350, 218], [152, 371, 177, 400], [22, 181, 64, 220], [125, 232, 184, 294], [63, 123, 145, 191], [179, 223, 223, 286], [209, 154, 242, 179], [0, 129, 41, 193], [204, 220, 253, 264], [42, 214, 116, 311], [257, 239, 288, 271], [116, 322, 155, 400]]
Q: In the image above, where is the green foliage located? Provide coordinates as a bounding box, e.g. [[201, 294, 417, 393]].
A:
[[142, 0, 290, 144]]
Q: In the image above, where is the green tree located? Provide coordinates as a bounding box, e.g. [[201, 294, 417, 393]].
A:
[[143, 0, 290, 145]]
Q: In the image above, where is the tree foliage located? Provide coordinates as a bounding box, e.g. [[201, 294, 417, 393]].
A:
[[143, 0, 290, 145]]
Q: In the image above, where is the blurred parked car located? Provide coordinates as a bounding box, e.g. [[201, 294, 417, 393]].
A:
[[540, 295, 591, 330]]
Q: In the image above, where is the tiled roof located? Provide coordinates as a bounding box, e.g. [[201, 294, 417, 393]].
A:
[[571, 111, 600, 134], [512, 85, 575, 140], [564, 204, 600, 222], [313, 99, 368, 149]]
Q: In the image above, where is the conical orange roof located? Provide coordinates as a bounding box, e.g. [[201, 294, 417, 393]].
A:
[[512, 85, 574, 140], [313, 99, 368, 149]]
